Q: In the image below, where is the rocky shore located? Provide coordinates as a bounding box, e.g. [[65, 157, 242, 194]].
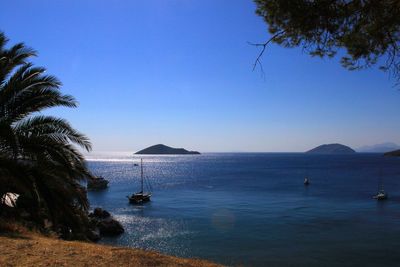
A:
[[87, 208, 124, 241]]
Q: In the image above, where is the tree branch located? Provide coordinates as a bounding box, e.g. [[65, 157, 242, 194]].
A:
[[248, 31, 285, 72]]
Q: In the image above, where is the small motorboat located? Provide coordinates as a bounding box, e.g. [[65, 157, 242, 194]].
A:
[[127, 159, 152, 204], [304, 178, 310, 186], [373, 190, 388, 200]]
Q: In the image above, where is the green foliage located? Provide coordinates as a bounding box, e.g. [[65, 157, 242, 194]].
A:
[[0, 31, 92, 239], [254, 0, 400, 83]]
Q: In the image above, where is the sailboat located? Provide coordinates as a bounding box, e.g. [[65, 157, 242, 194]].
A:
[[373, 171, 388, 200], [304, 166, 310, 185], [128, 159, 152, 204]]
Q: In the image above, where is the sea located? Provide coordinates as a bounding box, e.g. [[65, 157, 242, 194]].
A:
[[86, 153, 400, 266]]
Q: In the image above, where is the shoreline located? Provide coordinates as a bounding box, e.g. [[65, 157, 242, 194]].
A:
[[0, 232, 222, 267]]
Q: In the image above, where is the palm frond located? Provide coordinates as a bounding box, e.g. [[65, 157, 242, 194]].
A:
[[0, 42, 36, 85], [0, 31, 92, 239], [14, 116, 91, 151], [0, 32, 8, 52]]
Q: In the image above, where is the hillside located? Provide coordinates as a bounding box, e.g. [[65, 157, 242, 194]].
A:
[[306, 143, 356, 154], [135, 144, 200, 155], [0, 232, 220, 267], [384, 149, 400, 157], [357, 142, 400, 153]]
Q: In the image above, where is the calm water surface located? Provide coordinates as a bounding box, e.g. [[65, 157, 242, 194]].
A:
[[87, 153, 400, 266]]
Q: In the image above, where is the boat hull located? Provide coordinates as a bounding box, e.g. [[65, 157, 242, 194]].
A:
[[373, 191, 388, 200], [373, 194, 387, 200], [128, 192, 151, 204]]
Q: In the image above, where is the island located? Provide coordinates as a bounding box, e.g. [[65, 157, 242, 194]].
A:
[[384, 149, 400, 157], [306, 143, 356, 154], [135, 144, 200, 155]]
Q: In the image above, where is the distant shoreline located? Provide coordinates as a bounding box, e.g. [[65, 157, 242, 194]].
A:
[[83, 151, 387, 159]]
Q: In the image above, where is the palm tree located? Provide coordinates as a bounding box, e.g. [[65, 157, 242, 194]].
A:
[[0, 32, 93, 239]]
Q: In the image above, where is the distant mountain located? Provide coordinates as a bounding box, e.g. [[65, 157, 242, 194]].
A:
[[384, 149, 400, 157], [135, 144, 200, 155], [306, 143, 356, 154], [357, 142, 400, 153]]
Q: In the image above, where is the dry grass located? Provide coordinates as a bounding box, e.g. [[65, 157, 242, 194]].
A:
[[0, 229, 223, 267]]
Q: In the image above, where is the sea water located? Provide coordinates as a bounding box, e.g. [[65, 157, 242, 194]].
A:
[[87, 153, 400, 266]]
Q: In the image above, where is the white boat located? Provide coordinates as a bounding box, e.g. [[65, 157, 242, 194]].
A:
[[373, 190, 388, 200], [373, 172, 387, 200], [127, 159, 152, 204]]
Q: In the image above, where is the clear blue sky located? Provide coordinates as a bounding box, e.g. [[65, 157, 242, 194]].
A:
[[1, 0, 399, 152]]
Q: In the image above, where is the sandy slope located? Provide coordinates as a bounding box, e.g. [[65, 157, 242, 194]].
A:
[[0, 233, 222, 267]]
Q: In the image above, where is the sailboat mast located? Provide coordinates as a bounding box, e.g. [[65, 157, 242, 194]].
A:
[[141, 158, 144, 193]]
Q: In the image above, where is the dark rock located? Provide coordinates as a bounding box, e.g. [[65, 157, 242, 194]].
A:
[[87, 176, 109, 190], [98, 218, 124, 236], [87, 228, 101, 242], [88, 207, 124, 237], [90, 208, 110, 219]]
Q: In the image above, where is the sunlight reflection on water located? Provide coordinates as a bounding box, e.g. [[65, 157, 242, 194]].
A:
[[87, 153, 400, 266]]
